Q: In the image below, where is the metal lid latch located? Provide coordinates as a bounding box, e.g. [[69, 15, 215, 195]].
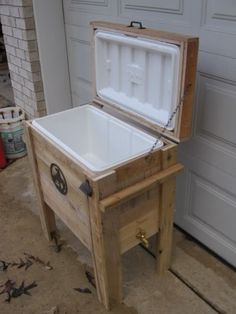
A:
[[79, 180, 93, 197]]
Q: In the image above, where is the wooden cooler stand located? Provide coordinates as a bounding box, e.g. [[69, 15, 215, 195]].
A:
[[25, 21, 198, 309]]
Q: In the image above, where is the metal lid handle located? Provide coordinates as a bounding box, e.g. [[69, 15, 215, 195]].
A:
[[128, 21, 146, 29]]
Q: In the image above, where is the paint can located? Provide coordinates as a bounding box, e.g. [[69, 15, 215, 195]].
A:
[[0, 107, 26, 159]]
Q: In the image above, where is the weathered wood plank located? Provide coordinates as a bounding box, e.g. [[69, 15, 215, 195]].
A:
[[96, 149, 162, 199], [99, 164, 183, 212], [178, 39, 199, 140], [161, 145, 178, 170], [102, 208, 122, 303], [157, 177, 176, 274], [120, 208, 158, 254], [87, 181, 110, 309], [119, 186, 159, 227], [24, 122, 56, 241], [91, 21, 196, 43]]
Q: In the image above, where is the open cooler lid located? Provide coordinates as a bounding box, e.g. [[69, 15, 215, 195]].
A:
[[95, 30, 180, 131], [91, 21, 198, 142]]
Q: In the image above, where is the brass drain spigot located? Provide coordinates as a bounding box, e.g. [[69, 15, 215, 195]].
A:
[[136, 229, 149, 248]]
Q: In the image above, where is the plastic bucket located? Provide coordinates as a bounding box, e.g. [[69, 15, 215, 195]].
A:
[[0, 107, 27, 159], [0, 137, 7, 168]]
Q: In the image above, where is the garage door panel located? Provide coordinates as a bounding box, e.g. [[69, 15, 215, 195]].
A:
[[198, 52, 236, 82], [63, 0, 117, 15], [118, 0, 201, 30], [65, 25, 91, 43], [178, 151, 236, 198], [66, 25, 91, 83], [64, 11, 120, 28], [63, 0, 118, 26], [202, 0, 236, 33], [65, 24, 92, 105], [180, 136, 236, 179], [176, 154, 236, 266], [179, 57, 236, 178], [199, 30, 236, 58], [189, 172, 236, 243], [71, 79, 92, 106], [199, 1, 236, 57], [196, 74, 236, 148]]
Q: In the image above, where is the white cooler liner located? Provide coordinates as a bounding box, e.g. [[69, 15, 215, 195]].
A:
[[95, 30, 181, 129], [32, 105, 162, 172]]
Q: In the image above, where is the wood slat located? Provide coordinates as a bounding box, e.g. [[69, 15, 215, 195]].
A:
[[157, 177, 176, 274], [99, 163, 183, 212], [120, 208, 158, 254], [102, 208, 122, 303], [178, 39, 199, 140], [90, 21, 196, 43], [87, 181, 110, 309], [95, 149, 162, 199], [161, 145, 178, 170], [24, 122, 56, 241], [119, 185, 160, 228]]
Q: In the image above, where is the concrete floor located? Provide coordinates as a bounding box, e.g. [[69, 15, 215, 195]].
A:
[[0, 157, 236, 314]]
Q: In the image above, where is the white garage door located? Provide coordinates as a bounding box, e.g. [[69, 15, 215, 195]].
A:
[[63, 0, 236, 267]]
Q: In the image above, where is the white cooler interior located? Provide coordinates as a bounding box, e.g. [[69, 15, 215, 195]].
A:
[[32, 105, 162, 172], [95, 30, 181, 129]]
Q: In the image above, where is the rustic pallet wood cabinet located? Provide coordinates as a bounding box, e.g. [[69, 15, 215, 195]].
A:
[[25, 21, 198, 310]]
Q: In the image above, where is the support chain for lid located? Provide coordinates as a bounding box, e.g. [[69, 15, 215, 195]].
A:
[[146, 83, 192, 158]]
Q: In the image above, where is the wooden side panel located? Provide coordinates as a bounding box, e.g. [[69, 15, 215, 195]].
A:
[[119, 185, 160, 254], [120, 209, 158, 254], [119, 185, 159, 227], [31, 127, 91, 250], [37, 159, 91, 249], [96, 149, 162, 198], [178, 39, 199, 140], [97, 144, 177, 199]]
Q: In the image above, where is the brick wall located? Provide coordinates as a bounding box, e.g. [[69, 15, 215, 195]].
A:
[[0, 0, 46, 118]]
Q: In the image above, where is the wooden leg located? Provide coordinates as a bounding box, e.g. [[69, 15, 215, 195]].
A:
[[24, 123, 57, 241], [88, 185, 110, 309], [88, 183, 122, 310], [156, 177, 176, 274], [39, 202, 57, 241], [90, 208, 122, 309], [102, 208, 122, 304]]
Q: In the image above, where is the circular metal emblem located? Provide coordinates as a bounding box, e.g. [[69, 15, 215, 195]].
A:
[[50, 163, 68, 195]]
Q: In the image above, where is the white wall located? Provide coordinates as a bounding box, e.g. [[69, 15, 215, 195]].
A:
[[33, 0, 72, 114]]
